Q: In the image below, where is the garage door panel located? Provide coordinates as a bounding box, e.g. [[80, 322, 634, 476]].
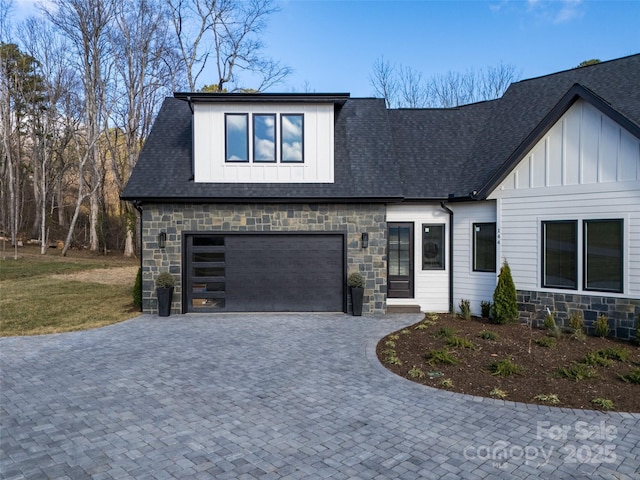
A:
[[187, 233, 344, 312]]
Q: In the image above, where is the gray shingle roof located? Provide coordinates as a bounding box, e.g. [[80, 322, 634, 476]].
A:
[[122, 54, 640, 203]]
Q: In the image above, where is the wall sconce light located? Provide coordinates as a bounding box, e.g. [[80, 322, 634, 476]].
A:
[[361, 232, 369, 249], [158, 231, 167, 249]]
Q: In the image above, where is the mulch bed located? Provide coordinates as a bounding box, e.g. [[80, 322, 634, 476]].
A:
[[377, 314, 640, 413]]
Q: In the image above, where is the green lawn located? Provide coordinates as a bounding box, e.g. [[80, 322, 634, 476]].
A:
[[0, 246, 139, 336]]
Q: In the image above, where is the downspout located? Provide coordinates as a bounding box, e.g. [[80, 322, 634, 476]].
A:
[[440, 201, 454, 314], [133, 200, 143, 312]]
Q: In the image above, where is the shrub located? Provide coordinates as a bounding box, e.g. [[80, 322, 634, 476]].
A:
[[583, 351, 613, 367], [132, 267, 142, 310], [591, 398, 615, 411], [489, 358, 523, 376], [490, 388, 507, 399], [618, 368, 640, 385], [347, 271, 364, 288], [557, 363, 599, 381], [534, 394, 560, 405], [447, 336, 476, 349], [480, 301, 492, 319], [478, 330, 499, 341], [155, 271, 175, 288], [568, 311, 586, 341], [596, 347, 629, 363], [458, 299, 471, 320], [424, 348, 458, 366], [407, 366, 425, 379], [594, 314, 609, 338], [535, 337, 556, 348], [434, 326, 456, 338], [491, 261, 518, 324], [543, 311, 561, 338]]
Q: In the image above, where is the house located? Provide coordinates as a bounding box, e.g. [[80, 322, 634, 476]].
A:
[[122, 54, 640, 339]]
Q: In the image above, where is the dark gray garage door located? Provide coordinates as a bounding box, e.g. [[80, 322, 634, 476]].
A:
[[185, 233, 345, 312]]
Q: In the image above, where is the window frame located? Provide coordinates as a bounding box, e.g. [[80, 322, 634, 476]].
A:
[[541, 220, 578, 290], [224, 113, 249, 163], [583, 219, 623, 294], [421, 224, 445, 270], [472, 222, 496, 273], [280, 113, 304, 163]]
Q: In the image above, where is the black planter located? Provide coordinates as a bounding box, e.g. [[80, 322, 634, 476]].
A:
[[351, 287, 364, 316], [157, 287, 174, 317]]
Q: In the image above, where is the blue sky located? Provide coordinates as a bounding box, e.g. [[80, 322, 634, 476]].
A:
[[11, 0, 640, 96]]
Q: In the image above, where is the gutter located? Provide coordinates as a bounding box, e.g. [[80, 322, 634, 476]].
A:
[[440, 201, 454, 314]]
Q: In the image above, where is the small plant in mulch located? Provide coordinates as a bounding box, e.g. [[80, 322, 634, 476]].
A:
[[434, 326, 456, 339], [382, 349, 403, 366], [489, 357, 523, 376], [446, 336, 476, 349], [414, 323, 429, 330], [424, 312, 440, 323], [595, 314, 610, 338], [534, 394, 560, 405], [618, 368, 640, 384], [424, 348, 459, 366], [597, 347, 630, 363], [490, 388, 508, 399], [543, 311, 561, 338], [480, 300, 492, 319], [478, 330, 499, 341], [440, 378, 454, 388], [384, 340, 396, 348], [557, 362, 599, 381], [458, 299, 471, 321], [400, 329, 411, 335], [591, 398, 615, 411], [407, 366, 425, 379], [583, 351, 614, 367], [568, 311, 586, 341], [535, 337, 556, 348]]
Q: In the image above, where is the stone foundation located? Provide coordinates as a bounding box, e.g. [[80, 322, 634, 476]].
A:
[[517, 290, 639, 340], [142, 203, 387, 315]]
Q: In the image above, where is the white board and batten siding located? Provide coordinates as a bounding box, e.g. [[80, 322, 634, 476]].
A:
[[386, 204, 450, 312], [193, 102, 335, 183], [488, 99, 640, 298], [450, 202, 497, 316]]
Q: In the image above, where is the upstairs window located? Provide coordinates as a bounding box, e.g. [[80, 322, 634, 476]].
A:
[[473, 223, 496, 272], [225, 113, 303, 163], [281, 114, 304, 162], [225, 114, 248, 162]]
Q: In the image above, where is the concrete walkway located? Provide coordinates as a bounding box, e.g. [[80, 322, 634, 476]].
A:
[[1, 314, 638, 479]]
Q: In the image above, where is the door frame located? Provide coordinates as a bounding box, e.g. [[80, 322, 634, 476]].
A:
[[387, 222, 415, 298]]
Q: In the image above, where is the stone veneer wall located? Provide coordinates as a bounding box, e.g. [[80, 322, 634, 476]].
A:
[[142, 203, 387, 315], [517, 290, 639, 340]]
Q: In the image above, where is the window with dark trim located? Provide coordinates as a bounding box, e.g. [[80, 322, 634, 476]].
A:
[[281, 114, 304, 162], [253, 114, 276, 162], [225, 113, 248, 162], [422, 224, 444, 270], [473, 223, 496, 272], [584, 219, 623, 293], [542, 221, 577, 289]]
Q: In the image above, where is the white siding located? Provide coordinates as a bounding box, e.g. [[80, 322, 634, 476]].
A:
[[450, 202, 497, 316], [193, 103, 334, 183], [489, 100, 640, 298], [387, 204, 450, 312]]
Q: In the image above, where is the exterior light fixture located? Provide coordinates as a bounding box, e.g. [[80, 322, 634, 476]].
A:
[[158, 231, 167, 249], [361, 232, 369, 249]]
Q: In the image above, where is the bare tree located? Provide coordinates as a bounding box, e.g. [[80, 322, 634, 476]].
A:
[[167, 0, 290, 92], [43, 0, 116, 253], [370, 56, 520, 108]]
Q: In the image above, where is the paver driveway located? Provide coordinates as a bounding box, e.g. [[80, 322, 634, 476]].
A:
[[1, 313, 639, 479]]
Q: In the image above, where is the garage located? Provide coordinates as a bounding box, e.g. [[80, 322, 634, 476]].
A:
[[184, 233, 346, 312]]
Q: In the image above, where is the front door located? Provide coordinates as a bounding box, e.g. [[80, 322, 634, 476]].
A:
[[387, 222, 414, 298]]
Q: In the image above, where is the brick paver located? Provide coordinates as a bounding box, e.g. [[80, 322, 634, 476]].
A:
[[1, 314, 639, 479]]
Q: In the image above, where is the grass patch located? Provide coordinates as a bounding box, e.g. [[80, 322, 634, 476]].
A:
[[1, 277, 137, 336]]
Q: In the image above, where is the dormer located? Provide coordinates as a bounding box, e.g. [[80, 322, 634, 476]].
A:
[[175, 92, 349, 183]]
